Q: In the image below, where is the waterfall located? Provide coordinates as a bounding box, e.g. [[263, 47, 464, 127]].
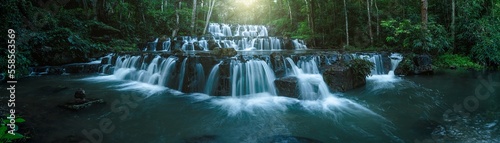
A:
[[222, 24, 232, 37], [177, 58, 188, 91], [158, 57, 178, 87], [292, 39, 308, 50], [230, 59, 277, 96], [194, 63, 206, 92], [388, 53, 403, 76], [205, 62, 222, 95], [297, 56, 320, 74], [358, 54, 385, 75], [163, 38, 171, 51], [285, 57, 332, 100]]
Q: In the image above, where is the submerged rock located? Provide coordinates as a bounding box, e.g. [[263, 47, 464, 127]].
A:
[[58, 98, 105, 111]]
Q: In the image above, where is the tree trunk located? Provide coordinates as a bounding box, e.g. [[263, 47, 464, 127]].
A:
[[451, 0, 455, 49], [343, 0, 349, 47], [287, 0, 293, 26], [374, 0, 379, 36], [191, 0, 197, 35], [172, 1, 181, 37], [366, 0, 373, 45], [421, 0, 428, 31], [202, 0, 216, 35]]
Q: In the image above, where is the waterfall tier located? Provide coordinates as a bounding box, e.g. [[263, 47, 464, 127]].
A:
[[142, 23, 308, 51], [100, 52, 402, 97]]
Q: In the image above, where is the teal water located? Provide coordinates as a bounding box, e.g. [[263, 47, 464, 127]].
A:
[[3, 69, 499, 143]]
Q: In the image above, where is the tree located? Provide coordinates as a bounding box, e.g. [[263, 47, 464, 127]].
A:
[[191, 0, 197, 35], [343, 0, 349, 47], [202, 0, 216, 35]]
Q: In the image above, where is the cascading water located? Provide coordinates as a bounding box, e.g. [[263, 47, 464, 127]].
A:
[[230, 59, 277, 96], [389, 53, 403, 75], [205, 62, 222, 95], [358, 54, 385, 75], [284, 57, 332, 100], [177, 58, 188, 91], [292, 39, 308, 50]]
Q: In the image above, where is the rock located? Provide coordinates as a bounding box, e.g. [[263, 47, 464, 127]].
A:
[[322, 63, 366, 92], [270, 53, 286, 77], [58, 98, 105, 111], [412, 55, 433, 75], [172, 48, 185, 55], [274, 76, 300, 98], [63, 63, 101, 74], [212, 47, 237, 57]]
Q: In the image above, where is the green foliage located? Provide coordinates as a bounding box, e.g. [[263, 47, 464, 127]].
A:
[[470, 17, 500, 67], [0, 117, 27, 142], [435, 54, 483, 69], [291, 22, 313, 40], [381, 19, 450, 54], [348, 59, 375, 80]]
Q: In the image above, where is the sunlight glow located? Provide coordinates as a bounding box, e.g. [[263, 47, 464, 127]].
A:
[[238, 0, 256, 7]]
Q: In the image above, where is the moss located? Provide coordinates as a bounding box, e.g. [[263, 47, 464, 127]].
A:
[[435, 54, 483, 70], [348, 59, 375, 80]]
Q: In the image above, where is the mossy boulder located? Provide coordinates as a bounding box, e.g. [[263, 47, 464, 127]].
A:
[[212, 47, 237, 57]]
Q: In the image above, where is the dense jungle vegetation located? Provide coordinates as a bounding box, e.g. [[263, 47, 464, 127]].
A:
[[1, 0, 499, 76]]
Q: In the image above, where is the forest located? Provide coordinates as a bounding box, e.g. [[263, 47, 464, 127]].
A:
[[1, 0, 500, 76]]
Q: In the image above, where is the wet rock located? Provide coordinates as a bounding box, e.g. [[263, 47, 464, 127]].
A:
[[30, 66, 65, 75], [63, 63, 101, 74], [322, 63, 366, 92], [212, 47, 237, 57], [270, 53, 286, 77], [274, 76, 300, 98], [413, 55, 433, 75], [395, 54, 433, 75], [58, 98, 105, 111]]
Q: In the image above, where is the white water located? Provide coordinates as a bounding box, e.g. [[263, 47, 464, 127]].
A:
[[205, 62, 222, 95], [177, 58, 188, 91], [285, 58, 331, 100], [230, 59, 277, 96]]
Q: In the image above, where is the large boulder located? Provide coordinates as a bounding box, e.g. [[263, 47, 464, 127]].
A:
[[395, 54, 433, 75], [274, 76, 300, 98], [413, 55, 433, 74], [322, 63, 366, 92]]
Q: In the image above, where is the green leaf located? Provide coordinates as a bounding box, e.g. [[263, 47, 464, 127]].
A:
[[2, 132, 24, 140], [0, 125, 7, 137], [15, 118, 25, 123]]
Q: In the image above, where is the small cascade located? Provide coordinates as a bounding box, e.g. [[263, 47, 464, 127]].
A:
[[221, 24, 232, 37], [357, 54, 385, 75], [193, 63, 206, 92], [297, 56, 320, 74], [284, 58, 332, 100], [388, 53, 403, 76], [292, 39, 308, 50], [205, 62, 222, 95], [230, 59, 277, 96], [177, 58, 188, 91], [162, 38, 171, 51], [112, 55, 179, 87]]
